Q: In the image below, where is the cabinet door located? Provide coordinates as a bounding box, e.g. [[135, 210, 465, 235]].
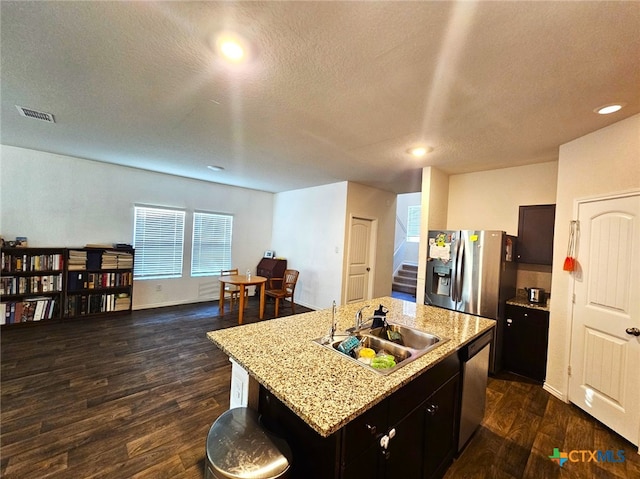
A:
[[384, 405, 425, 479], [423, 374, 460, 479], [341, 445, 381, 479], [517, 204, 556, 265], [503, 306, 550, 381]]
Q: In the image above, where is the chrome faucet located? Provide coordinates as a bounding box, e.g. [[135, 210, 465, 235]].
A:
[[354, 305, 371, 330], [328, 300, 337, 342]]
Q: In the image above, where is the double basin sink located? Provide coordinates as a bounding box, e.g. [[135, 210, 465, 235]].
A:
[[314, 323, 448, 375]]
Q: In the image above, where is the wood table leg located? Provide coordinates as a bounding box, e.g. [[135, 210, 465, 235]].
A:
[[238, 285, 246, 325], [259, 283, 265, 320], [219, 281, 225, 315]]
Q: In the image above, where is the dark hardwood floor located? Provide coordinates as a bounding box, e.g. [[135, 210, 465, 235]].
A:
[[2, 299, 638, 479]]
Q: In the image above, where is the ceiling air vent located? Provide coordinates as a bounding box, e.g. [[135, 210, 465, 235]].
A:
[[16, 105, 55, 123]]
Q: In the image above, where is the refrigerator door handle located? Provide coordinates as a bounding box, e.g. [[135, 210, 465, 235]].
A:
[[455, 238, 465, 303]]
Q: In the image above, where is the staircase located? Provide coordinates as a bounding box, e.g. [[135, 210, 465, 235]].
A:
[[392, 263, 418, 296]]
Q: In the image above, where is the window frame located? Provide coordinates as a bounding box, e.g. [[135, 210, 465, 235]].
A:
[[133, 205, 186, 280], [406, 205, 421, 243], [190, 211, 233, 278]]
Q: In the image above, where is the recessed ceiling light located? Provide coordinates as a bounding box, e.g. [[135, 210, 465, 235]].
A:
[[214, 32, 249, 63], [595, 103, 624, 115], [207, 165, 224, 172], [407, 146, 432, 157]]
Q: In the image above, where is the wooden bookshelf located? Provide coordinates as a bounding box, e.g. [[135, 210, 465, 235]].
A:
[[1, 248, 65, 324], [65, 247, 134, 318], [1, 246, 134, 326]]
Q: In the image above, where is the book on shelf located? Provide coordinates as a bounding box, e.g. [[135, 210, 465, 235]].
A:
[[101, 250, 133, 269], [1, 297, 55, 323], [68, 250, 88, 270]]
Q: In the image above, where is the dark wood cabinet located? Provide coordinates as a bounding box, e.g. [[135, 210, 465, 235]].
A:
[[421, 375, 460, 479], [256, 258, 287, 286], [258, 353, 461, 479], [516, 204, 556, 265], [503, 304, 549, 382]]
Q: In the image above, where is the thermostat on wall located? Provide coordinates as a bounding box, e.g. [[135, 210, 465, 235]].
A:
[[264, 250, 275, 259]]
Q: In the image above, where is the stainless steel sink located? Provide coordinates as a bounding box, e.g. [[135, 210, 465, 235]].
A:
[[367, 324, 442, 350], [313, 322, 448, 375]]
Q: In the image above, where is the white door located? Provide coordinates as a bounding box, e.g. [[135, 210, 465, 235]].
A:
[[345, 217, 374, 303], [569, 193, 640, 446]]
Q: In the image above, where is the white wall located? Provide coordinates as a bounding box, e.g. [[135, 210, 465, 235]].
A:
[[546, 113, 640, 399], [395, 192, 421, 268], [271, 182, 347, 310], [447, 161, 559, 291], [447, 161, 558, 234], [0, 145, 274, 309], [345, 182, 397, 301], [417, 167, 450, 304]]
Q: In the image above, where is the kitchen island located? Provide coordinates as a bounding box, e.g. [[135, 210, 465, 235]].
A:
[[207, 297, 495, 479]]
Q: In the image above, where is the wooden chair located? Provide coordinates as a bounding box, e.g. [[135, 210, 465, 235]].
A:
[[221, 268, 248, 310], [265, 269, 299, 317]]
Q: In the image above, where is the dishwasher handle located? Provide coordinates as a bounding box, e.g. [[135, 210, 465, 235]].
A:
[[462, 330, 493, 361]]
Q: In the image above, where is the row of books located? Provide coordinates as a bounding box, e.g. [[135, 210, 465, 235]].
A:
[[101, 251, 134, 269], [1, 298, 58, 324], [67, 250, 134, 271], [67, 271, 133, 291], [68, 250, 88, 271], [1, 252, 64, 273], [0, 275, 63, 295], [66, 292, 131, 316]]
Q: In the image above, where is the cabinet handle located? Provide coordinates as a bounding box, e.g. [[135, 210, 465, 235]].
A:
[[426, 404, 439, 416], [379, 428, 396, 450], [626, 327, 640, 337], [365, 424, 377, 435]]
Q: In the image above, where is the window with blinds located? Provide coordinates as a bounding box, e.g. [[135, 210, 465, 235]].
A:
[[407, 205, 421, 243], [133, 206, 185, 280], [191, 212, 233, 277]]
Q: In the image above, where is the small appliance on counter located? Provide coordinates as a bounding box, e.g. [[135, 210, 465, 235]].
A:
[[525, 287, 546, 304]]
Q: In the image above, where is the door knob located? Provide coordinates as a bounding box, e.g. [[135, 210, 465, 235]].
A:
[[625, 327, 640, 337]]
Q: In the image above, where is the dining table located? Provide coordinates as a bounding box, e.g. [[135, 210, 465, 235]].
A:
[[218, 274, 268, 325]]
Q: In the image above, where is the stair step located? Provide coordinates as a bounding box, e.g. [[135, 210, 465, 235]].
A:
[[397, 269, 417, 279], [400, 264, 418, 272], [393, 263, 418, 295], [393, 275, 416, 285], [392, 283, 417, 295]]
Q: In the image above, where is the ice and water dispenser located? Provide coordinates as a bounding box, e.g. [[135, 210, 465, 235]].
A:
[[431, 264, 452, 297], [426, 232, 455, 303]]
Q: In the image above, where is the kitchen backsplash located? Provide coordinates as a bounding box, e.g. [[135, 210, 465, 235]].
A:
[[515, 264, 552, 292]]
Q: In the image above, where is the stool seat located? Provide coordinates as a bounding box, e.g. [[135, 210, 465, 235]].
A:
[[205, 407, 291, 479]]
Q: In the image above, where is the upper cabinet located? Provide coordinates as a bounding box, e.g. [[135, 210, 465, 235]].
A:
[[516, 204, 556, 265]]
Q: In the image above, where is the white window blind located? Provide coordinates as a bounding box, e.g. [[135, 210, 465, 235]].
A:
[[407, 205, 421, 243], [191, 212, 233, 277], [133, 206, 185, 280]]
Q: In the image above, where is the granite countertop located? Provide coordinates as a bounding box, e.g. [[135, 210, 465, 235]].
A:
[[207, 296, 495, 437], [506, 295, 550, 312]]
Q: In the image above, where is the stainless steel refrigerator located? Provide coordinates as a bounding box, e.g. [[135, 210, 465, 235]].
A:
[[425, 230, 516, 373]]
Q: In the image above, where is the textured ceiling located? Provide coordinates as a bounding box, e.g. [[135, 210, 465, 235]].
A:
[[1, 1, 639, 194]]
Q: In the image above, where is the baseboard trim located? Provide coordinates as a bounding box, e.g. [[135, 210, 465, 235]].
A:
[[543, 382, 567, 402]]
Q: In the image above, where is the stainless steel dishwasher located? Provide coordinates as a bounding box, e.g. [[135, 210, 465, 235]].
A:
[[458, 330, 493, 452]]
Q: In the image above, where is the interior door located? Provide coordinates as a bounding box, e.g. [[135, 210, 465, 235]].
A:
[[569, 193, 640, 446], [345, 217, 374, 303]]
